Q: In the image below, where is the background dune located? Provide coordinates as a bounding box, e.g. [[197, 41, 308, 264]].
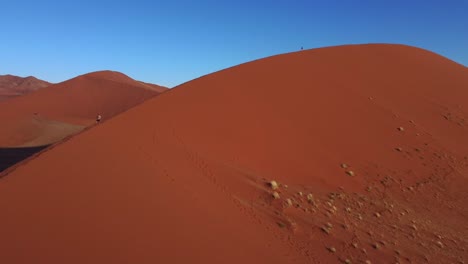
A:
[[0, 44, 467, 263], [0, 74, 50, 102], [0, 70, 166, 147]]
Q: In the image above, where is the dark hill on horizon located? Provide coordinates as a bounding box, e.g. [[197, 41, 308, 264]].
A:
[[0, 74, 50, 102]]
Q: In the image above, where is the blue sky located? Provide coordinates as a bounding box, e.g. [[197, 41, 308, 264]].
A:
[[1, 0, 467, 87]]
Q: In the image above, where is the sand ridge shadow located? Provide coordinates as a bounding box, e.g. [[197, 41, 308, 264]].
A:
[[0, 145, 50, 172]]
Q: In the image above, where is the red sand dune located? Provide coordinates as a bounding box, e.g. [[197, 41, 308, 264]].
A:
[[0, 44, 467, 263], [0, 71, 166, 147], [0, 74, 50, 102]]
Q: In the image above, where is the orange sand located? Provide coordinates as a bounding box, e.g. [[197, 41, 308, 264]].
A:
[[0, 44, 467, 263]]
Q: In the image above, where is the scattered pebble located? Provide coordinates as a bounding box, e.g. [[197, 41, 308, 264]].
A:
[[365, 261, 372, 264], [344, 259, 351, 264], [321, 226, 331, 234], [436, 241, 444, 248], [327, 247, 336, 253], [272, 192, 280, 199], [306, 193, 314, 202], [326, 222, 333, 228], [373, 243, 380, 249], [398, 127, 405, 131], [286, 198, 293, 206], [346, 170, 355, 176], [341, 163, 348, 169], [395, 147, 403, 152], [352, 242, 358, 248], [375, 212, 381, 218], [269, 180, 279, 190]]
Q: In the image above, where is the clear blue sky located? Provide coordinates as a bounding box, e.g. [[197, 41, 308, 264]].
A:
[[1, 0, 467, 87]]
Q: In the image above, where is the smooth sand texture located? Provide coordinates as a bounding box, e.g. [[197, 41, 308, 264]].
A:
[[0, 70, 166, 147], [0, 44, 467, 263], [0, 74, 50, 102]]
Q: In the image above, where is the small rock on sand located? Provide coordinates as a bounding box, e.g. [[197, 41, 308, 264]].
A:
[[269, 180, 279, 190], [321, 226, 331, 234], [272, 192, 280, 199]]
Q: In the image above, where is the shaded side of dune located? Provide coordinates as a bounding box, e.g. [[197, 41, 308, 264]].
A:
[[0, 145, 50, 172]]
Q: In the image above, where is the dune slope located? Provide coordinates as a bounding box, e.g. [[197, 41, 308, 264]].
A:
[[0, 44, 467, 263]]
